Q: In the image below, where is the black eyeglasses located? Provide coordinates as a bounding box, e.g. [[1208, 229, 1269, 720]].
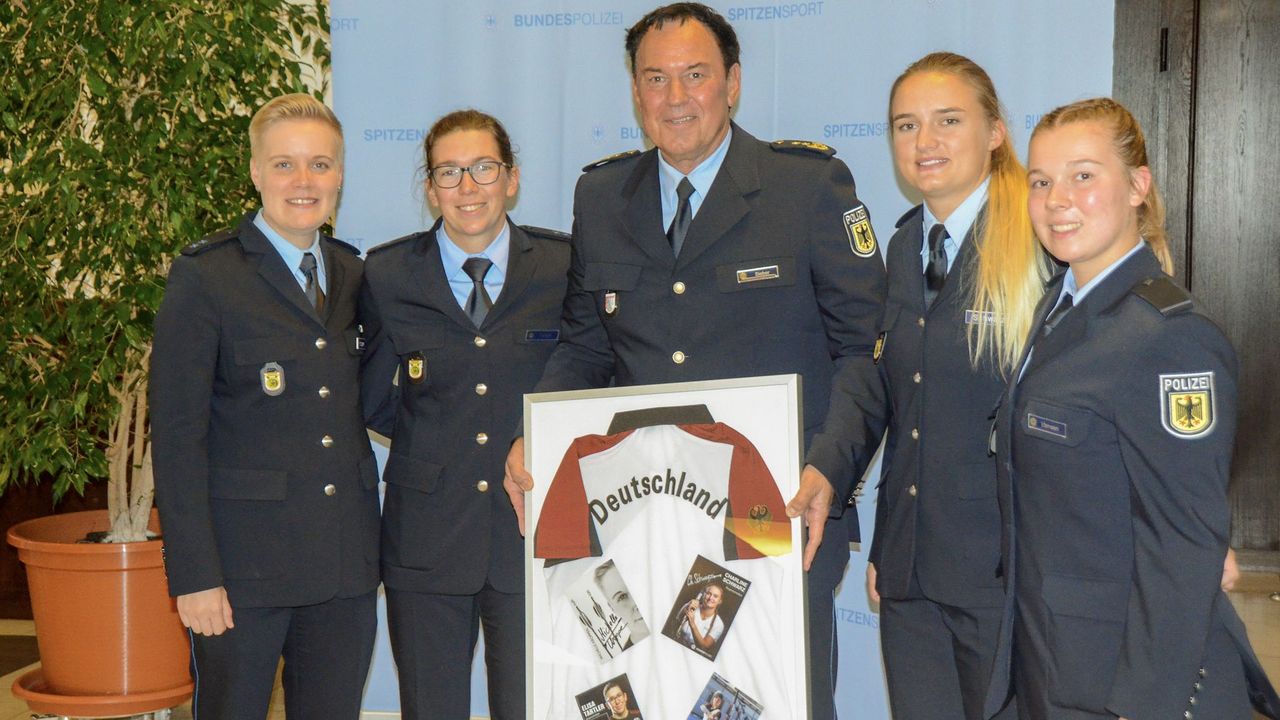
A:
[[428, 161, 511, 188]]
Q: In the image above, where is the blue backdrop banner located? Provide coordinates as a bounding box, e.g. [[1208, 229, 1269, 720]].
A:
[[331, 2, 1114, 716]]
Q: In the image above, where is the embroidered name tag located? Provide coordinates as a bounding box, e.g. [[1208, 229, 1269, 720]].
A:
[[965, 310, 996, 325], [736, 265, 781, 284], [1026, 413, 1067, 439], [525, 329, 560, 342]]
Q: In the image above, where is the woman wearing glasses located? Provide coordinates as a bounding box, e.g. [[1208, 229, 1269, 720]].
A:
[[360, 109, 571, 719]]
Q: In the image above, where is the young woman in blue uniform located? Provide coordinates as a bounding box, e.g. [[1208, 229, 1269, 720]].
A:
[[151, 94, 380, 719], [359, 110, 570, 719], [983, 97, 1278, 720], [866, 52, 1051, 720]]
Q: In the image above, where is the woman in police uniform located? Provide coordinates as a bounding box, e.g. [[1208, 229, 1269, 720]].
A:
[[867, 52, 1051, 720], [359, 109, 570, 720], [151, 94, 380, 719], [984, 97, 1278, 720]]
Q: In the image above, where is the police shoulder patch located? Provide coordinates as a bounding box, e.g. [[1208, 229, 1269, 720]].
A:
[[770, 139, 836, 157], [1159, 371, 1216, 438], [582, 149, 641, 172], [521, 225, 571, 243], [843, 203, 877, 257], [181, 227, 238, 256], [1132, 277, 1192, 316]]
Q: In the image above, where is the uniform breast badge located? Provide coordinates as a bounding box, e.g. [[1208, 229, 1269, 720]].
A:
[[603, 291, 618, 317], [260, 362, 285, 396], [407, 353, 426, 384], [1160, 371, 1215, 437]]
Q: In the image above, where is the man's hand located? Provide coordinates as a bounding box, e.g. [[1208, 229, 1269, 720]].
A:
[[504, 437, 533, 536], [866, 561, 880, 604], [785, 464, 836, 571], [177, 586, 234, 636], [1222, 547, 1240, 591]]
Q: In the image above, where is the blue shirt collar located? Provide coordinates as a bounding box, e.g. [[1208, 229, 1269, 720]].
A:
[[437, 219, 511, 283], [921, 177, 989, 262], [658, 127, 733, 226], [1057, 239, 1146, 305], [253, 210, 324, 288]]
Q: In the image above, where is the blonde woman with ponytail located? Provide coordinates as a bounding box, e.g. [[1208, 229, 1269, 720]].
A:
[[866, 52, 1050, 720], [982, 97, 1278, 720]]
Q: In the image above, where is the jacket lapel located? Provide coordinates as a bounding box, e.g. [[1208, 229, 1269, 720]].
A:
[[622, 151, 678, 268], [484, 220, 537, 328], [413, 222, 476, 330], [931, 206, 986, 312], [320, 240, 346, 326], [239, 218, 325, 328], [674, 124, 758, 269]]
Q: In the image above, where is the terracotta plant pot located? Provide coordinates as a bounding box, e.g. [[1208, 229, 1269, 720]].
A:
[[6, 509, 192, 712]]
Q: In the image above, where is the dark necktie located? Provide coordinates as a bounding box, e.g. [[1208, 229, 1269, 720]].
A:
[[462, 257, 494, 327], [667, 177, 695, 257], [924, 223, 949, 307], [1041, 293, 1074, 337], [300, 252, 324, 314]]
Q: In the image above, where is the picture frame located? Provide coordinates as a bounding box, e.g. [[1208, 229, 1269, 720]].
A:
[[524, 374, 810, 719]]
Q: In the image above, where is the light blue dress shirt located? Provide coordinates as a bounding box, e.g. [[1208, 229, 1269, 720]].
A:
[[437, 221, 511, 308], [920, 177, 990, 274], [658, 128, 734, 232], [254, 210, 326, 294]]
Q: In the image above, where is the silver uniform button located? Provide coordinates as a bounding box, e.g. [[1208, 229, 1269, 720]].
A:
[[476, 480, 489, 493], [475, 383, 488, 396], [476, 432, 489, 445], [672, 281, 686, 294], [908, 485, 918, 497], [911, 428, 920, 440], [315, 337, 328, 350], [913, 372, 922, 384], [474, 336, 487, 347], [321, 435, 334, 448], [323, 484, 336, 496], [318, 386, 330, 398], [917, 317, 925, 327], [672, 350, 686, 364]]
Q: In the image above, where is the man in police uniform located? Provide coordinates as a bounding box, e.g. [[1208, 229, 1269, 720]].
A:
[[504, 5, 886, 718]]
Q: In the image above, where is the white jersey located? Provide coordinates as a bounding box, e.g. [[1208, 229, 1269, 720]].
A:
[[534, 422, 798, 719]]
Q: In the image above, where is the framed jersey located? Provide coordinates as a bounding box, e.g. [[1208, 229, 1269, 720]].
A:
[[525, 375, 809, 720]]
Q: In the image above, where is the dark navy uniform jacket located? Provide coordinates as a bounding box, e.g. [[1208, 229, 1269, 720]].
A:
[[983, 246, 1279, 720], [534, 124, 887, 524], [869, 204, 1005, 608], [360, 220, 570, 595], [151, 213, 381, 609]]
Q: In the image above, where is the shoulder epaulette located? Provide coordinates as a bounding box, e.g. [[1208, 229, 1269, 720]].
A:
[[181, 227, 238, 256], [327, 237, 361, 256], [895, 205, 923, 229], [521, 225, 571, 243], [770, 139, 837, 157], [365, 232, 427, 256], [582, 149, 641, 172], [1131, 276, 1193, 316]]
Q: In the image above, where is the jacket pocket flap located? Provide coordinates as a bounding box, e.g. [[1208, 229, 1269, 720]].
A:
[[1020, 399, 1093, 447], [714, 257, 796, 293], [390, 326, 447, 353], [209, 467, 288, 501], [583, 262, 642, 291], [1043, 573, 1128, 622], [383, 451, 443, 494], [233, 337, 301, 365]]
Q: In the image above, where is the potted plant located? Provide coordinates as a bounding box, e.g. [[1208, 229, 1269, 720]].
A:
[[0, 1, 331, 713]]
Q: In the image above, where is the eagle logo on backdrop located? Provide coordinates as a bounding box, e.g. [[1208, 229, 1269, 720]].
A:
[[843, 204, 877, 258], [1159, 371, 1215, 438]]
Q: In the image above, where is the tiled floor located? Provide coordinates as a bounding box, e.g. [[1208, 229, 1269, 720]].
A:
[[2, 576, 1278, 719]]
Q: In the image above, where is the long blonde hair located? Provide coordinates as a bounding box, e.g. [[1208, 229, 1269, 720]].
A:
[[890, 53, 1052, 374], [1031, 97, 1172, 274]]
